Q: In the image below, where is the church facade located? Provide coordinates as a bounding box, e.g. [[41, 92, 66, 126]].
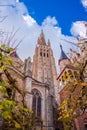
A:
[[7, 30, 63, 130], [24, 30, 58, 130]]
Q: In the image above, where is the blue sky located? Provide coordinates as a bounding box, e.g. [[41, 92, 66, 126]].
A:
[[20, 0, 87, 35], [0, 0, 87, 71]]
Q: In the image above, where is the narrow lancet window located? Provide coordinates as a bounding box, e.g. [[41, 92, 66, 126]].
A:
[[32, 89, 42, 118], [40, 52, 42, 56], [44, 53, 45, 57]]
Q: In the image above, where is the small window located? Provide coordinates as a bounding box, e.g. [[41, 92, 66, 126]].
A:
[[47, 53, 49, 57], [44, 53, 45, 57], [68, 70, 72, 75], [65, 71, 67, 74], [40, 52, 42, 56]]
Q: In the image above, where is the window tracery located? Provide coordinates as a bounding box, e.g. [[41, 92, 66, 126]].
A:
[[32, 89, 41, 118]]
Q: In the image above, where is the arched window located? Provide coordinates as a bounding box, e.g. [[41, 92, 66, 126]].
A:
[[40, 52, 42, 56], [32, 89, 41, 118], [44, 53, 45, 57]]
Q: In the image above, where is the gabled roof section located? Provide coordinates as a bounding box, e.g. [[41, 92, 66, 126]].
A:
[[57, 64, 77, 80], [37, 30, 46, 45]]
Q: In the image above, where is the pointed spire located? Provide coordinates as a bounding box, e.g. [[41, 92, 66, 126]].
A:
[[47, 39, 51, 47], [37, 38, 40, 44], [59, 44, 68, 61], [37, 29, 46, 45]]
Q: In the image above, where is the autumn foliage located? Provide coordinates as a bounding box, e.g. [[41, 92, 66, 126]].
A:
[[0, 44, 34, 130], [58, 47, 87, 130]]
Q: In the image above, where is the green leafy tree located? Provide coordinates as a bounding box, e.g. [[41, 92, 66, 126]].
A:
[[0, 44, 34, 130]]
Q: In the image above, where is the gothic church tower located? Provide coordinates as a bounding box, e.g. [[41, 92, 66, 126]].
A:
[[32, 30, 58, 130], [32, 30, 57, 94]]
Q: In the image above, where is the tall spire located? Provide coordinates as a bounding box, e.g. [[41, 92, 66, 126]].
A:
[[37, 30, 46, 45]]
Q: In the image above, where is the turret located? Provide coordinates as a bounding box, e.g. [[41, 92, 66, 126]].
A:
[[47, 39, 51, 47], [59, 45, 70, 71]]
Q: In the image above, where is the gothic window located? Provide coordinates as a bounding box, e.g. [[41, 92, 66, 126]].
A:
[[67, 70, 73, 78], [32, 89, 42, 118], [44, 53, 45, 57], [74, 71, 78, 78], [47, 53, 49, 57], [40, 52, 42, 56], [68, 70, 72, 75]]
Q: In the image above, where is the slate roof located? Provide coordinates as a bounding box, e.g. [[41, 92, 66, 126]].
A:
[[59, 45, 68, 60]]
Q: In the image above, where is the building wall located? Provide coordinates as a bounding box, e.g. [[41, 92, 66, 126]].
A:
[[75, 113, 87, 130], [58, 39, 87, 130]]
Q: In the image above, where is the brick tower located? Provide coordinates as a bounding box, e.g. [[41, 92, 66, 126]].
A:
[[32, 30, 57, 93], [32, 30, 58, 130]]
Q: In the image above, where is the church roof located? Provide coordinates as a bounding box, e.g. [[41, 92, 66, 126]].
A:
[[59, 45, 68, 61]]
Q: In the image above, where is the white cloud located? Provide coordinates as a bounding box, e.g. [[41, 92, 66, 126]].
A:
[[15, 2, 28, 15], [81, 0, 87, 8], [0, 0, 78, 72], [23, 14, 36, 26], [16, 0, 19, 2], [70, 21, 87, 38], [0, 0, 16, 5], [42, 16, 58, 26]]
